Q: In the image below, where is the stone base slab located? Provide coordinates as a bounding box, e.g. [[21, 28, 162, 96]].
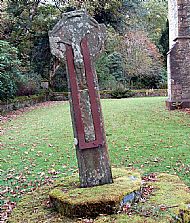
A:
[[8, 170, 190, 222], [166, 99, 190, 110], [49, 168, 141, 218]]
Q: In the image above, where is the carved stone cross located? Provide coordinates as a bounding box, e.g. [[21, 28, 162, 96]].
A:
[[49, 10, 113, 187]]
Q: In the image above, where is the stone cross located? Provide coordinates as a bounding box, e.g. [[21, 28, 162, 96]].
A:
[[49, 10, 113, 187], [167, 0, 190, 110]]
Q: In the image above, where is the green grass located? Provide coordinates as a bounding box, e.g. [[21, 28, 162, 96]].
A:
[[105, 97, 190, 179], [1, 97, 190, 206], [8, 169, 190, 222]]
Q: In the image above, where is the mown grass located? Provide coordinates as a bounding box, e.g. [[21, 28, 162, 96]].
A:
[[1, 97, 190, 206]]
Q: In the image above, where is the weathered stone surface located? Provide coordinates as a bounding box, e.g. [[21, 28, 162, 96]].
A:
[[49, 10, 113, 187], [96, 173, 190, 223], [49, 10, 106, 61], [49, 168, 141, 218], [168, 0, 178, 48], [0, 94, 48, 114], [167, 0, 190, 110]]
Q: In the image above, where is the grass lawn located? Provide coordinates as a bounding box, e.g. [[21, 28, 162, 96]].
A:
[[1, 97, 190, 208]]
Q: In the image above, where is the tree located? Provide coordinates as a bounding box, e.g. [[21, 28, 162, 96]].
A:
[[96, 53, 116, 90], [141, 0, 168, 44], [112, 30, 166, 88], [4, 0, 59, 73], [0, 1, 9, 40], [159, 20, 169, 66], [126, 31, 165, 88], [0, 40, 21, 101], [1, 0, 169, 97], [52, 0, 129, 32], [107, 52, 125, 84]]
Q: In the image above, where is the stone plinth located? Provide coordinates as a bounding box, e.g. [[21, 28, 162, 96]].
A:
[[49, 168, 141, 218], [8, 170, 190, 222]]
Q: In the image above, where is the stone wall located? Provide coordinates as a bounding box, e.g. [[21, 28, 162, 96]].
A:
[[50, 89, 167, 100], [0, 90, 167, 115], [168, 0, 178, 48], [167, 0, 190, 109], [49, 92, 69, 101], [130, 89, 167, 97], [168, 39, 190, 100], [0, 93, 48, 114]]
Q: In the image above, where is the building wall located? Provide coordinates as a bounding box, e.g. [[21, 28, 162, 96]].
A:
[[167, 0, 190, 109], [168, 0, 178, 48]]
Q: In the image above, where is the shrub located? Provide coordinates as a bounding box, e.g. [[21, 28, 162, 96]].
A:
[[16, 72, 42, 96], [0, 40, 21, 101], [51, 66, 68, 92], [96, 53, 117, 90], [0, 73, 17, 101], [111, 84, 134, 99]]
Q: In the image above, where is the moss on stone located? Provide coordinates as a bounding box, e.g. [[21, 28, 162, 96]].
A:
[[95, 214, 173, 223], [7, 185, 73, 223], [8, 170, 190, 223], [95, 173, 190, 223], [149, 173, 190, 206], [147, 173, 190, 222], [8, 175, 81, 222], [49, 168, 141, 218]]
